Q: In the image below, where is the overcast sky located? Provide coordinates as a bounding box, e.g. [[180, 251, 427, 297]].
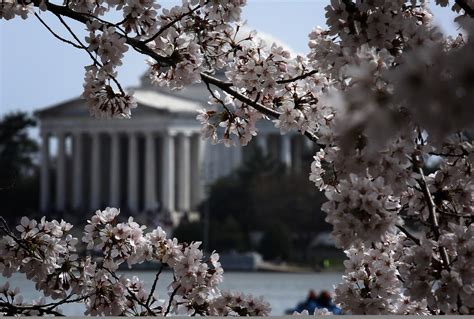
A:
[[0, 1, 458, 116]]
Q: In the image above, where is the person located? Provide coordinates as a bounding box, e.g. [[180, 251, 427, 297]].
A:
[[317, 290, 342, 315], [286, 290, 320, 314]]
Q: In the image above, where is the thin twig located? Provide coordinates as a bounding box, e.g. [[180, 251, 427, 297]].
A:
[[204, 79, 232, 116], [0, 217, 39, 257], [277, 69, 319, 84], [0, 301, 64, 316], [79, 11, 128, 34], [201, 74, 278, 116], [34, 13, 82, 49], [104, 268, 155, 314], [146, 264, 164, 307], [0, 216, 12, 234], [32, 1, 322, 146], [143, 1, 208, 44], [45, 293, 92, 312], [396, 225, 420, 245], [54, 13, 126, 95], [415, 161, 451, 270], [201, 73, 321, 145], [164, 284, 180, 316]]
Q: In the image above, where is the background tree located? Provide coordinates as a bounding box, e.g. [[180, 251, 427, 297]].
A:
[[175, 147, 331, 264], [0, 112, 39, 220], [258, 221, 292, 261], [0, 112, 37, 184]]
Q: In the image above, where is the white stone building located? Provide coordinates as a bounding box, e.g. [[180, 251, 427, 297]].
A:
[[35, 28, 317, 223], [36, 77, 313, 223]]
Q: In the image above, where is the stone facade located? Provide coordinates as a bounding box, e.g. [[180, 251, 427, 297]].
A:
[[36, 80, 313, 223]]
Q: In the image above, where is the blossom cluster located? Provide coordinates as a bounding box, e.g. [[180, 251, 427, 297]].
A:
[[335, 234, 430, 315], [196, 90, 262, 147], [82, 23, 137, 119], [303, 1, 473, 314], [322, 174, 400, 249], [395, 223, 474, 314], [0, 0, 41, 20], [0, 208, 270, 316], [2, 0, 474, 315]]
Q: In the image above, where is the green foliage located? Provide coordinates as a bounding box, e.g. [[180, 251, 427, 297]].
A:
[[173, 217, 246, 252], [258, 221, 292, 261], [210, 216, 246, 252], [192, 145, 331, 263], [0, 112, 39, 221], [0, 112, 38, 185], [172, 219, 203, 243]]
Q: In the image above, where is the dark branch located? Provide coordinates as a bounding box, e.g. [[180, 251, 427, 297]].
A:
[[0, 301, 64, 316], [203, 79, 233, 116], [55, 13, 126, 95], [32, 1, 321, 145], [105, 268, 155, 315], [44, 294, 91, 311], [396, 225, 420, 245], [415, 161, 451, 270], [164, 284, 180, 316], [455, 0, 474, 17], [146, 264, 164, 307], [0, 217, 40, 257], [143, 1, 207, 44], [277, 69, 319, 84], [34, 13, 82, 49], [201, 73, 321, 145]]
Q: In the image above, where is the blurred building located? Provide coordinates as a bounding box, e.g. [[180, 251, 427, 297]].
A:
[[35, 31, 316, 224]]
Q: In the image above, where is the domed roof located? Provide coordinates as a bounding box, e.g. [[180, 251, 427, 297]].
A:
[[236, 25, 297, 57], [137, 27, 296, 104]]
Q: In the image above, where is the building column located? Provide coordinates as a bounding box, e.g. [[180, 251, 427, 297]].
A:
[[161, 132, 175, 212], [145, 132, 158, 211], [292, 136, 303, 174], [281, 134, 292, 170], [72, 132, 83, 210], [90, 133, 101, 210], [190, 134, 203, 209], [40, 132, 50, 212], [231, 144, 242, 171], [304, 137, 314, 153], [257, 133, 268, 156], [177, 133, 191, 212], [56, 132, 66, 212], [128, 132, 138, 212], [110, 132, 121, 208]]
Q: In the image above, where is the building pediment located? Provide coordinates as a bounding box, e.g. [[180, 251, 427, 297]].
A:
[[35, 89, 203, 120]]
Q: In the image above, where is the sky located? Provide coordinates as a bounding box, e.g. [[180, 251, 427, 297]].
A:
[[0, 1, 459, 117]]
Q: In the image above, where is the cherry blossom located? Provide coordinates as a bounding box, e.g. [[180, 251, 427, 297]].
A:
[[0, 209, 269, 316], [1, 0, 474, 315]]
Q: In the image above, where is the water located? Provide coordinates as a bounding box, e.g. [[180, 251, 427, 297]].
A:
[[2, 271, 343, 315]]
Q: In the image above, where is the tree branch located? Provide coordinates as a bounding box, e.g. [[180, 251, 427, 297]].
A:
[[32, 1, 322, 145], [54, 13, 126, 95], [34, 12, 82, 49], [276, 69, 319, 84], [146, 264, 164, 307], [0, 217, 40, 258], [164, 284, 180, 316], [455, 0, 474, 17], [396, 224, 420, 245], [201, 73, 321, 145], [143, 1, 208, 44], [44, 293, 91, 312], [104, 268, 155, 315], [415, 163, 451, 270], [0, 301, 64, 316]]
